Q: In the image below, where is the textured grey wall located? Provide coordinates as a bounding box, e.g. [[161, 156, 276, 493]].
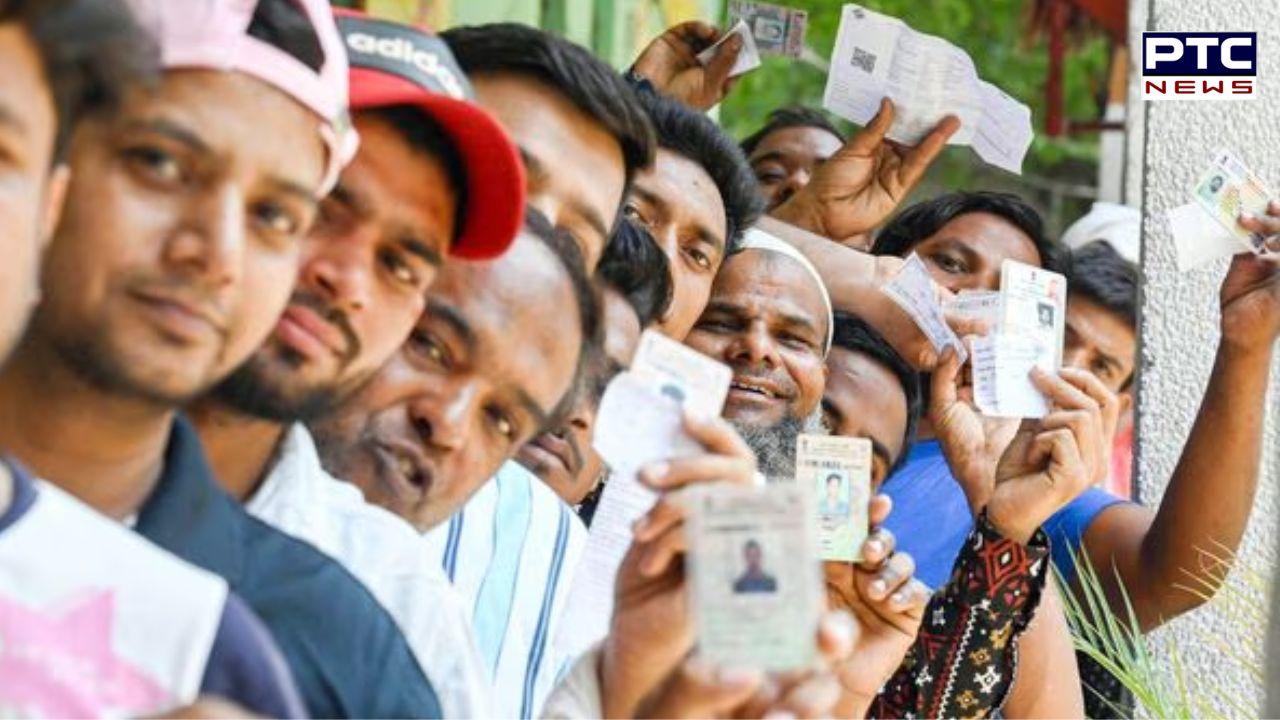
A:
[[1131, 0, 1280, 712]]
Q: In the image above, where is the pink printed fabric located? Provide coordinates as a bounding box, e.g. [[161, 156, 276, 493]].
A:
[[0, 590, 170, 717]]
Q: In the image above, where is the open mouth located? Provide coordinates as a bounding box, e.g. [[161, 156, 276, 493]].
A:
[[373, 440, 434, 501]]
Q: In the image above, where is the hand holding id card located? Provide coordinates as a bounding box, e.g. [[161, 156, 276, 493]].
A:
[[797, 434, 871, 562], [688, 484, 822, 671]]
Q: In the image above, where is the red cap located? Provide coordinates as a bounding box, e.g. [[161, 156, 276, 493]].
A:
[[335, 10, 524, 259]]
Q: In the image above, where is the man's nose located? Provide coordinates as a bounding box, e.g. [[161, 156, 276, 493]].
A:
[[163, 184, 245, 289], [729, 323, 780, 368], [301, 239, 371, 314], [408, 382, 479, 453]]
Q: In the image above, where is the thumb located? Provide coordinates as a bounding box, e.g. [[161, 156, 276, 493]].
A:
[[930, 346, 962, 416], [640, 658, 763, 718]]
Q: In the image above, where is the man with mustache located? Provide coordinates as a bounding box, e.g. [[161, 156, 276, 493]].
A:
[[682, 229, 1103, 717], [516, 219, 673, 508], [186, 12, 525, 716], [0, 1, 447, 716], [0, 0, 309, 715]]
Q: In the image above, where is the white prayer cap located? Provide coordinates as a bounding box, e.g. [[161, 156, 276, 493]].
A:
[[738, 228, 834, 356], [1061, 202, 1141, 265]]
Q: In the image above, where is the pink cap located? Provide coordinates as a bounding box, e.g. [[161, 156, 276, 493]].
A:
[[124, 0, 358, 196]]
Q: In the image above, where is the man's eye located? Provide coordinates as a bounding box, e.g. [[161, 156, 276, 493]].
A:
[[407, 329, 448, 367], [623, 204, 652, 229], [755, 170, 785, 185], [931, 252, 966, 275], [124, 146, 182, 184], [487, 408, 516, 441], [380, 248, 421, 288], [684, 245, 712, 271], [253, 200, 303, 238]]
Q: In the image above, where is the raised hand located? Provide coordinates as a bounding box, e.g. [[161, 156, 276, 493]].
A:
[[930, 346, 1021, 512], [1217, 207, 1280, 353], [824, 495, 931, 714], [771, 98, 960, 243], [630, 21, 742, 110]]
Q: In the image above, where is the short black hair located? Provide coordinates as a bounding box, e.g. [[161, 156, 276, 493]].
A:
[[637, 89, 763, 254], [1067, 241, 1138, 330], [830, 311, 922, 475], [598, 218, 672, 327], [358, 105, 468, 247], [247, 0, 324, 72], [740, 105, 844, 158], [441, 23, 654, 192], [523, 207, 603, 425], [1, 0, 157, 161], [872, 191, 1065, 273]]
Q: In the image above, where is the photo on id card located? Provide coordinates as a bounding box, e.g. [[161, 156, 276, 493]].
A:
[[629, 329, 732, 419], [999, 259, 1066, 370], [796, 434, 871, 562], [688, 485, 821, 671]]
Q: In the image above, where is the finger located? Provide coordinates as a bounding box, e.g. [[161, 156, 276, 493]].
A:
[[868, 551, 916, 601], [641, 657, 763, 719], [899, 115, 960, 188], [944, 310, 991, 338], [845, 97, 896, 156], [683, 408, 754, 460], [634, 497, 685, 542], [816, 611, 858, 662], [639, 453, 755, 491], [889, 578, 932, 617], [868, 493, 893, 527], [1058, 367, 1121, 432], [1238, 209, 1280, 238], [678, 20, 721, 44], [1029, 366, 1099, 414], [1029, 427, 1082, 477], [773, 672, 843, 719], [638, 523, 688, 577], [930, 346, 963, 413], [859, 527, 896, 569], [703, 33, 743, 95]]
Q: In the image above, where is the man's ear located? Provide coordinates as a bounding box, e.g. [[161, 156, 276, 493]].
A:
[[1118, 389, 1134, 416], [40, 164, 70, 252]]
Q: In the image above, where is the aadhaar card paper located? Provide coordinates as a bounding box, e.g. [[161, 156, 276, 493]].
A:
[[727, 1, 807, 58], [1191, 149, 1274, 253], [688, 485, 822, 671], [822, 4, 1033, 174], [883, 253, 967, 365], [696, 19, 763, 78], [797, 434, 871, 562]]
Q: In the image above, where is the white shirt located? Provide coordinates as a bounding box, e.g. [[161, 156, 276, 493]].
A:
[[423, 460, 589, 718], [247, 424, 489, 717], [0, 476, 225, 716]]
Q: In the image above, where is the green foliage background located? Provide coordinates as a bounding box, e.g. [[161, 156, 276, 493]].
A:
[[717, 0, 1114, 231]]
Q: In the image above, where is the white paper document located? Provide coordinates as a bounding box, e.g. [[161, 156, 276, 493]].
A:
[[882, 253, 967, 365], [822, 4, 1033, 174], [697, 19, 763, 78], [1167, 202, 1241, 272], [944, 290, 1001, 328]]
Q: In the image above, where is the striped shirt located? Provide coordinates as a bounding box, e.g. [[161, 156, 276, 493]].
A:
[[423, 461, 588, 719]]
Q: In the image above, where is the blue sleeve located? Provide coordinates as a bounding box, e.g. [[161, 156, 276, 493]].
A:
[[1042, 488, 1128, 582], [201, 592, 308, 719]]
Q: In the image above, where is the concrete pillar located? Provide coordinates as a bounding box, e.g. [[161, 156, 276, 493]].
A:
[[1130, 0, 1279, 712]]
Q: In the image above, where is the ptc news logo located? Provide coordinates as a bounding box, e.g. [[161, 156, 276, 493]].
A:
[[1142, 32, 1257, 100]]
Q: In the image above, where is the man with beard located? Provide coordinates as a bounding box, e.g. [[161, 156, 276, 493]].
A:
[[0, 1, 307, 715], [682, 229, 1103, 717], [0, 1, 448, 716], [186, 13, 525, 717]]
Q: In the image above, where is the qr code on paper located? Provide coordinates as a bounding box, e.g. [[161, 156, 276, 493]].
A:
[[850, 47, 877, 73]]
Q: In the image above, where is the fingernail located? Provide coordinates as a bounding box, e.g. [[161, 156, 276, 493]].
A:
[[632, 516, 648, 535], [719, 665, 761, 687], [891, 591, 907, 606], [865, 539, 883, 556], [822, 612, 856, 648], [765, 710, 797, 720], [870, 579, 887, 596], [1241, 211, 1256, 221]]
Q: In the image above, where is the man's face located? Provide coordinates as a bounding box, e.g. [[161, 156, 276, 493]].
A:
[[685, 251, 828, 427], [471, 72, 623, 271], [625, 148, 728, 341], [517, 287, 640, 505], [1064, 295, 1136, 394], [0, 25, 63, 368], [215, 112, 457, 420], [911, 212, 1041, 293], [822, 346, 908, 491], [747, 126, 843, 210], [745, 543, 762, 570], [32, 70, 324, 405], [826, 476, 840, 501], [311, 232, 583, 531]]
